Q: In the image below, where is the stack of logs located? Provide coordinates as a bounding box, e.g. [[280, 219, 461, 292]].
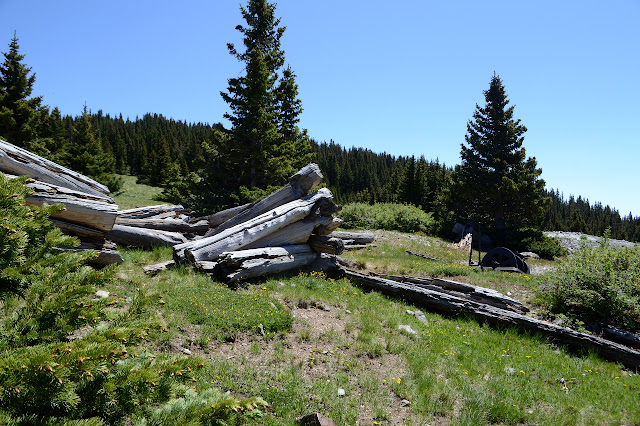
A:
[[0, 138, 122, 265], [1, 139, 356, 279], [169, 163, 346, 282]]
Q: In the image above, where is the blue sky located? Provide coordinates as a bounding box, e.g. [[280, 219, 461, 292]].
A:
[[2, 0, 639, 216]]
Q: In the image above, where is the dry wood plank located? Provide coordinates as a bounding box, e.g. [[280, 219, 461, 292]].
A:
[[115, 217, 209, 234], [344, 269, 640, 370], [332, 231, 375, 244], [108, 224, 187, 248], [216, 245, 318, 282], [206, 163, 323, 237], [176, 188, 333, 264], [244, 216, 337, 249], [0, 138, 110, 196], [54, 240, 123, 265]]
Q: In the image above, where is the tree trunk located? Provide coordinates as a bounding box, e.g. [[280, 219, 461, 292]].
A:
[[54, 240, 123, 265], [115, 217, 209, 234], [216, 245, 318, 282], [0, 138, 111, 197], [308, 235, 345, 255], [344, 269, 640, 370], [117, 204, 186, 219]]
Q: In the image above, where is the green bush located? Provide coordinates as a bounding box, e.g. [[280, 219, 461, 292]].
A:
[[537, 246, 640, 331], [337, 203, 435, 234], [523, 234, 567, 260]]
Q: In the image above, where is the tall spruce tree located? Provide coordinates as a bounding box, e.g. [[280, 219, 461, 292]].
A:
[[0, 33, 42, 147], [220, 0, 310, 192], [453, 74, 545, 230]]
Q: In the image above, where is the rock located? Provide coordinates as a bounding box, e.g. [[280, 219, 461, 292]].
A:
[[400, 399, 411, 407], [519, 251, 540, 259], [504, 366, 516, 375], [414, 310, 428, 324], [337, 388, 346, 396], [398, 324, 417, 335], [296, 412, 337, 426], [182, 348, 192, 355], [95, 290, 110, 298]]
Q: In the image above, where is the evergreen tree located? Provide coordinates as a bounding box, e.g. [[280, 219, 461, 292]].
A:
[[61, 105, 122, 192], [452, 74, 545, 230], [220, 0, 308, 193], [0, 33, 42, 147]]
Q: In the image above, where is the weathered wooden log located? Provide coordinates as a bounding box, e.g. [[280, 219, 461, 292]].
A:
[[406, 250, 444, 262], [344, 269, 640, 370], [197, 203, 252, 228], [244, 216, 337, 249], [50, 219, 106, 239], [177, 188, 333, 264], [117, 204, 185, 219], [308, 235, 345, 255], [375, 273, 529, 314], [335, 256, 362, 270], [108, 224, 187, 248], [0, 138, 110, 196], [343, 244, 376, 250], [216, 245, 318, 282], [332, 231, 375, 244], [54, 240, 123, 265], [206, 163, 324, 238], [24, 188, 118, 232], [143, 260, 176, 275], [314, 217, 343, 236], [115, 217, 209, 234]]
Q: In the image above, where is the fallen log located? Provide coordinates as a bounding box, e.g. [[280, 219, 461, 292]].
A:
[[406, 250, 444, 262], [108, 224, 187, 248], [115, 217, 209, 234], [344, 269, 640, 370], [332, 231, 375, 244], [308, 235, 345, 255], [177, 188, 334, 264], [50, 219, 106, 239], [117, 204, 185, 219], [344, 244, 376, 250], [25, 190, 118, 232], [244, 216, 337, 249], [216, 245, 318, 282], [197, 203, 252, 228], [0, 138, 110, 196], [205, 163, 323, 237], [375, 273, 529, 314]]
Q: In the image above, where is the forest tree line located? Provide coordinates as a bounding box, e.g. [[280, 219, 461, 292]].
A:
[[2, 0, 639, 244]]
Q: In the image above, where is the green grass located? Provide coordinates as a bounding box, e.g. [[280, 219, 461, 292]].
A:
[[111, 174, 164, 209], [109, 246, 640, 424]]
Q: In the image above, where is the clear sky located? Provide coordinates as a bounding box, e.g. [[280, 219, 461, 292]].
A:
[[2, 0, 639, 216]]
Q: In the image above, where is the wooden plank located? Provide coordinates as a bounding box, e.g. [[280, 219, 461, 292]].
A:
[[25, 192, 118, 232], [216, 245, 318, 282], [332, 231, 375, 244], [117, 204, 185, 219], [115, 217, 209, 234]]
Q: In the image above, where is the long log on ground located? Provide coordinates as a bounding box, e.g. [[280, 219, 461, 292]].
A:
[[0, 138, 110, 196], [375, 273, 529, 314], [143, 260, 176, 275], [216, 245, 318, 282], [115, 217, 209, 234], [344, 244, 376, 250], [177, 188, 334, 264], [332, 231, 375, 244], [205, 163, 324, 238], [25, 190, 118, 232], [344, 269, 640, 370], [117, 204, 185, 219], [108, 224, 187, 248]]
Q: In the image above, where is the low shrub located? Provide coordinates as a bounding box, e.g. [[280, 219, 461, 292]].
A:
[[536, 246, 640, 331], [337, 203, 435, 234]]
